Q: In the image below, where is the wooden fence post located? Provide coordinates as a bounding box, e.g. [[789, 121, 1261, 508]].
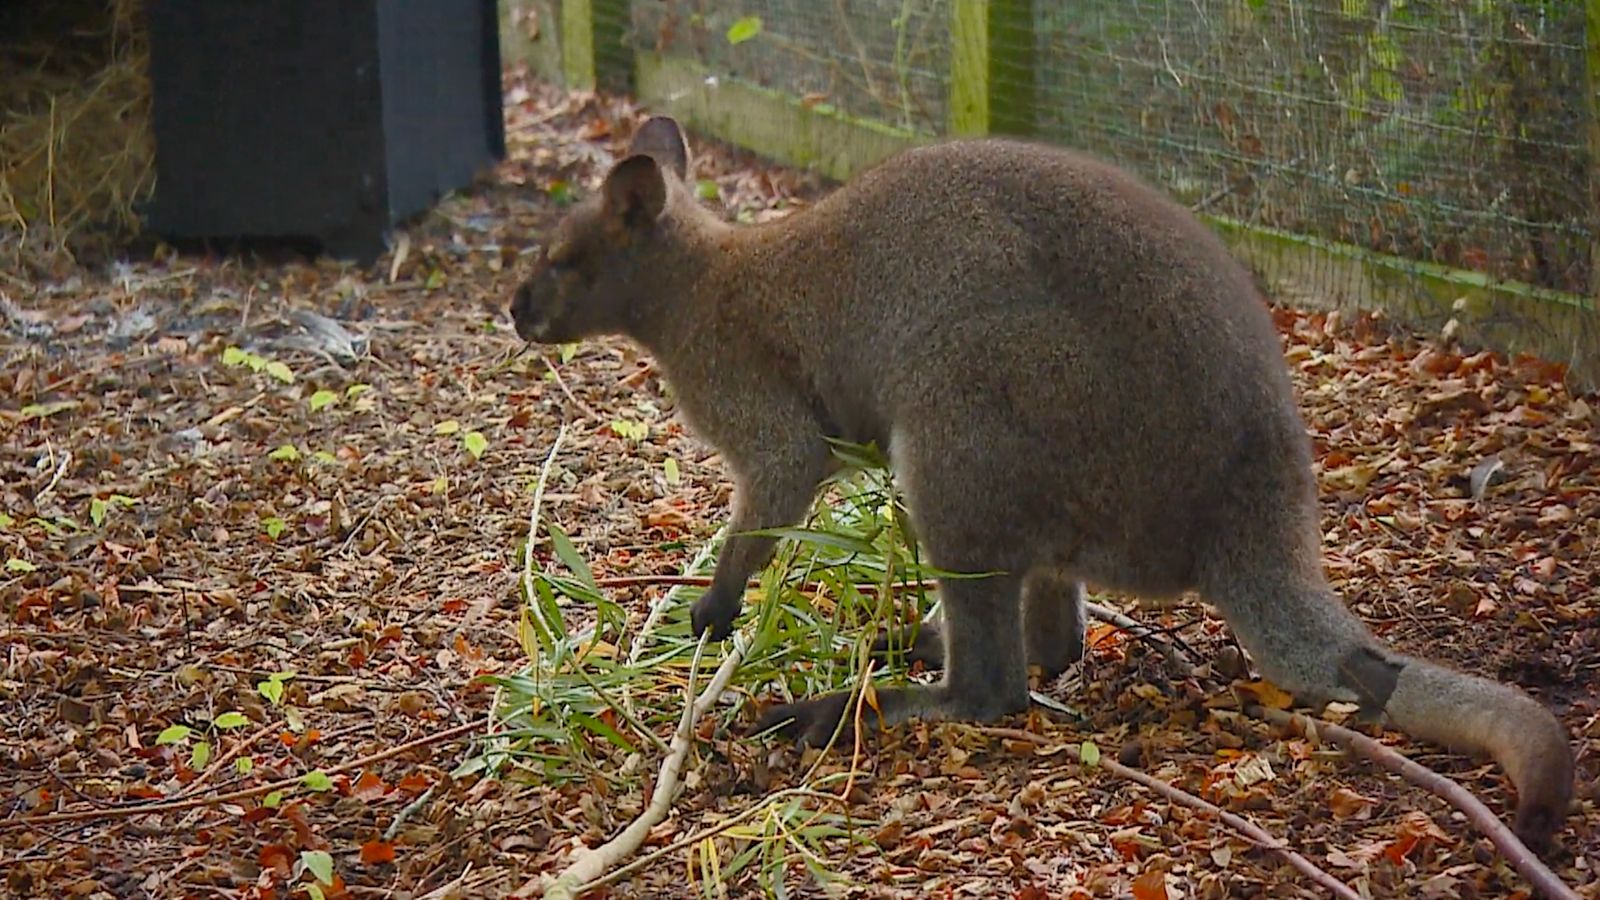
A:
[[949, 0, 1036, 137]]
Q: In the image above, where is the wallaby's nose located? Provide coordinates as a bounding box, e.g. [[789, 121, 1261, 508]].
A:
[[510, 283, 536, 338], [510, 282, 551, 343]]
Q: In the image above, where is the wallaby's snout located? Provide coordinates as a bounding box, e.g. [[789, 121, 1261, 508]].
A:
[[509, 275, 554, 343]]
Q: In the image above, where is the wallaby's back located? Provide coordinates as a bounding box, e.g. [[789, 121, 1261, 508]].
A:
[[758, 139, 1317, 592]]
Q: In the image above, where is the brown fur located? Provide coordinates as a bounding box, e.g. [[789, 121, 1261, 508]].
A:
[[509, 117, 1574, 850]]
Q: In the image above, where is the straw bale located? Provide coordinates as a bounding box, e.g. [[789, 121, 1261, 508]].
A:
[[0, 0, 153, 266]]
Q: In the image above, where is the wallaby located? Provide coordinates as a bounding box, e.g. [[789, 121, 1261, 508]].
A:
[[508, 116, 1574, 849]]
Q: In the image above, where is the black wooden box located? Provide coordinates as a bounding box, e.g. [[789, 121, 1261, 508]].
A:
[[143, 0, 506, 262]]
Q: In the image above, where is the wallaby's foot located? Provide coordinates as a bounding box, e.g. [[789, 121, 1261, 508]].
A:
[[751, 692, 860, 747], [753, 683, 1030, 747], [690, 584, 741, 641], [869, 620, 945, 669]]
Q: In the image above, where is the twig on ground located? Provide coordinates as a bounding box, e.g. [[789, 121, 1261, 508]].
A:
[[172, 722, 277, 799], [979, 726, 1361, 900], [1248, 706, 1580, 900], [594, 573, 926, 594], [2, 717, 488, 830], [384, 780, 444, 844], [529, 632, 749, 900], [1085, 601, 1197, 677], [33, 447, 71, 502], [544, 354, 607, 424]]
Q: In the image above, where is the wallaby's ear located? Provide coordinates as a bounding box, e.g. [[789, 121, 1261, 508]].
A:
[[627, 116, 690, 180], [602, 154, 668, 229]]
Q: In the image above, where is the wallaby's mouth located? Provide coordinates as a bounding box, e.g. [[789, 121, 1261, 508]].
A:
[[510, 284, 555, 343], [513, 311, 553, 343]]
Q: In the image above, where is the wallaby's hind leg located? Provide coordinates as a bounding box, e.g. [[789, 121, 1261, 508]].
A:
[[1024, 571, 1086, 678], [869, 616, 946, 669], [872, 569, 1085, 678], [757, 574, 1030, 745]]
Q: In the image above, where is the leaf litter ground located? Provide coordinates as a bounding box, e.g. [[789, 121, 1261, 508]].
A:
[[1, 72, 1596, 899]]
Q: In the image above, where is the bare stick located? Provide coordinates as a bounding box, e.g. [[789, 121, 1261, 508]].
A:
[[171, 722, 277, 799], [523, 423, 571, 594], [597, 572, 921, 594], [979, 726, 1361, 900], [544, 354, 607, 424], [530, 632, 749, 900], [1248, 707, 1580, 900], [1085, 600, 1196, 676], [34, 448, 71, 502]]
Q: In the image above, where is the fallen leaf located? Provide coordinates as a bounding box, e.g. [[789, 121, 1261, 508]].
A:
[[1131, 868, 1169, 900], [359, 839, 396, 865], [1327, 786, 1376, 820]]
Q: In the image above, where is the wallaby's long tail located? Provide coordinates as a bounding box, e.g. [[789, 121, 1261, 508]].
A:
[[1213, 574, 1575, 851], [1378, 653, 1574, 849]]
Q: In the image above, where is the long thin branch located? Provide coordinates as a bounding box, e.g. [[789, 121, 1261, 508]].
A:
[[530, 633, 749, 900], [543, 354, 606, 424], [1, 716, 488, 830], [1086, 601, 1196, 676], [979, 726, 1361, 900], [171, 722, 277, 799], [1248, 707, 1579, 900]]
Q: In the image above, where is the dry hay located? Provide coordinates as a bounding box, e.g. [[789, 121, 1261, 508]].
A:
[[0, 0, 153, 270]]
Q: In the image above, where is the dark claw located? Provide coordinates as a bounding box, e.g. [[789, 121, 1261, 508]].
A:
[[689, 584, 741, 641], [750, 693, 859, 747]]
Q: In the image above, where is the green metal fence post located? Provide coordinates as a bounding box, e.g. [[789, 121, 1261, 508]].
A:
[[560, 0, 595, 90], [591, 0, 633, 91], [1587, 0, 1600, 305], [559, 0, 632, 92], [949, 0, 1036, 137]]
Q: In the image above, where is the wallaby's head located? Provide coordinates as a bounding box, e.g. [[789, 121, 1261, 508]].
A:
[[510, 116, 702, 345]]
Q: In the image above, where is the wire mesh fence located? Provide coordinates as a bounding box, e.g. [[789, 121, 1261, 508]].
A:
[[1036, 1, 1595, 299], [630, 0, 952, 134], [506, 0, 1600, 377]]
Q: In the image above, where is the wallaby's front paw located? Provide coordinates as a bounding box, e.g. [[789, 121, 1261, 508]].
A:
[[749, 693, 859, 747], [690, 585, 740, 641]]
